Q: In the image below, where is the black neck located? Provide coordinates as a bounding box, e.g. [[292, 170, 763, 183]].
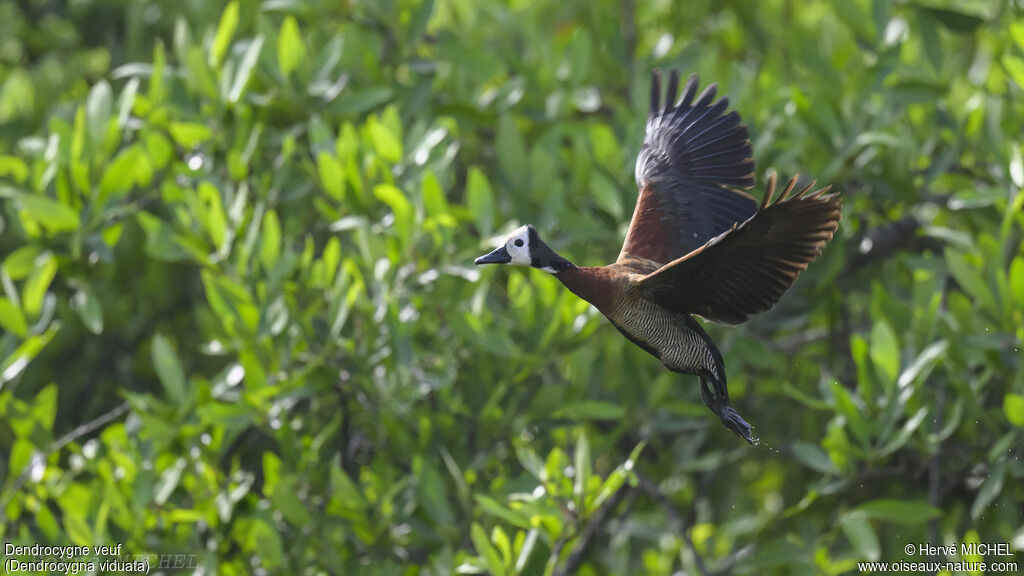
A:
[[534, 253, 576, 272], [527, 227, 576, 271]]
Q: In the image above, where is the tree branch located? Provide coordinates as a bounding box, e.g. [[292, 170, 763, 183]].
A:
[[0, 401, 130, 514], [635, 471, 710, 576], [552, 483, 631, 576]]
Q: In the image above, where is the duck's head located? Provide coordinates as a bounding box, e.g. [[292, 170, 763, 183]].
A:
[[474, 225, 574, 273]]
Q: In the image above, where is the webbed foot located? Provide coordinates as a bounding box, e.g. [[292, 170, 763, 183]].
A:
[[719, 406, 754, 444], [699, 375, 755, 444]]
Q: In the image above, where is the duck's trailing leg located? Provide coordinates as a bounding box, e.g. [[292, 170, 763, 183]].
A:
[[699, 373, 754, 444]]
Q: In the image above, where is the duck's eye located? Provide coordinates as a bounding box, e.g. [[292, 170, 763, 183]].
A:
[[514, 239, 524, 247]]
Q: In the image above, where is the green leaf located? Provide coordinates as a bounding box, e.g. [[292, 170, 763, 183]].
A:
[[169, 122, 213, 148], [470, 522, 505, 576], [34, 500, 60, 540], [8, 438, 33, 473], [1004, 55, 1024, 90], [331, 87, 393, 116], [878, 406, 928, 457], [0, 155, 29, 183], [32, 383, 57, 431], [466, 167, 495, 236], [368, 117, 402, 162], [329, 460, 367, 511], [64, 514, 94, 547], [71, 285, 103, 335], [1004, 394, 1024, 427], [590, 171, 623, 219], [1010, 144, 1023, 189], [855, 499, 941, 526], [945, 248, 995, 312], [3, 245, 40, 280], [263, 452, 282, 494], [916, 7, 985, 33], [839, 512, 880, 561], [473, 494, 532, 530], [277, 16, 305, 78], [496, 115, 526, 187], [589, 124, 620, 167], [144, 131, 173, 169], [154, 458, 186, 505], [970, 459, 1006, 520], [269, 477, 314, 526], [316, 152, 345, 200], [897, 340, 947, 389], [184, 45, 218, 99], [201, 270, 259, 335], [22, 251, 57, 316], [591, 466, 628, 511], [373, 184, 413, 247], [573, 431, 590, 502], [423, 171, 451, 220], [962, 530, 983, 564], [829, 380, 870, 447], [250, 519, 283, 569], [99, 145, 152, 201], [413, 456, 454, 527], [17, 194, 80, 233], [1012, 20, 1024, 51], [211, 1, 239, 68], [198, 182, 228, 249], [86, 80, 112, 148], [260, 209, 281, 272], [1, 325, 58, 384], [0, 298, 27, 337], [514, 442, 544, 480], [228, 36, 264, 104], [149, 40, 166, 102], [919, 13, 942, 70], [136, 211, 192, 262], [151, 333, 188, 405], [167, 509, 204, 523], [791, 441, 838, 474], [491, 526, 512, 567], [869, 320, 899, 384]]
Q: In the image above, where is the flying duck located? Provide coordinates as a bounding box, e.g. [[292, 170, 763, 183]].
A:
[[474, 70, 842, 443]]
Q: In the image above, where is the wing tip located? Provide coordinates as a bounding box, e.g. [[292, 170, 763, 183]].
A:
[[778, 175, 800, 203], [761, 171, 842, 207], [649, 70, 662, 117], [761, 172, 778, 209], [665, 69, 680, 111], [649, 69, 734, 117]]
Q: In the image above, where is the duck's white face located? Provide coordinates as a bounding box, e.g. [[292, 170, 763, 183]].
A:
[[475, 224, 572, 273], [503, 225, 533, 266], [475, 225, 534, 267]]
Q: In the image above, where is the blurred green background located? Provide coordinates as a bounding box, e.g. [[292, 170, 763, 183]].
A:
[[1, 0, 1022, 574]]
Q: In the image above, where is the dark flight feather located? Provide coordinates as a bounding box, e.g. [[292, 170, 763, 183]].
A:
[[635, 173, 842, 325], [620, 71, 758, 265]]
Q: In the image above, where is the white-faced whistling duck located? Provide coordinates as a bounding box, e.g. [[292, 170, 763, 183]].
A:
[[475, 70, 842, 443]]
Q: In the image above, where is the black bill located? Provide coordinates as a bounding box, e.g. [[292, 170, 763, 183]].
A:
[[474, 245, 511, 265]]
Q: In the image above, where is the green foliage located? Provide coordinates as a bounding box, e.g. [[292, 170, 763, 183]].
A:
[[1, 0, 1022, 574]]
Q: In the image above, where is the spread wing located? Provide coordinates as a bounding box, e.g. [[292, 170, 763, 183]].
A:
[[635, 174, 842, 325], [618, 70, 758, 266]]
